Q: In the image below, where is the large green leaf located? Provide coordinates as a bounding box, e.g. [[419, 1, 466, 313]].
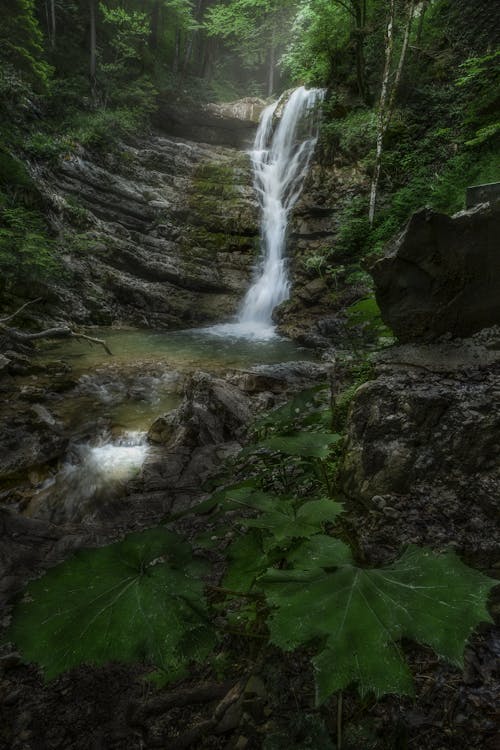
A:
[[7, 528, 215, 681], [258, 432, 341, 459], [244, 497, 343, 547], [263, 545, 496, 703], [223, 529, 270, 592]]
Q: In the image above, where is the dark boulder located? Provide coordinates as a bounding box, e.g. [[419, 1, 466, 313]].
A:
[[371, 201, 500, 342]]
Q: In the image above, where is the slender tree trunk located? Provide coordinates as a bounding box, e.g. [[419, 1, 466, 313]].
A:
[[368, 0, 415, 226], [267, 29, 276, 97], [415, 0, 428, 47], [50, 0, 56, 47], [182, 0, 203, 74], [173, 28, 181, 73], [354, 0, 368, 103], [45, 0, 56, 48], [89, 0, 97, 80], [150, 0, 160, 51]]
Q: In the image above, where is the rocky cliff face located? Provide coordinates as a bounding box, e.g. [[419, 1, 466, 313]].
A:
[[38, 130, 259, 328], [342, 197, 500, 570], [32, 100, 369, 339], [275, 159, 370, 343]]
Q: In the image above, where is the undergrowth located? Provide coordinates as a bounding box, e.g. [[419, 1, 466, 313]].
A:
[[5, 373, 496, 742]]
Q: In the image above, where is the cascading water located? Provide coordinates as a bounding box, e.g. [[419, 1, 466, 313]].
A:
[[240, 86, 324, 336], [207, 86, 324, 340]]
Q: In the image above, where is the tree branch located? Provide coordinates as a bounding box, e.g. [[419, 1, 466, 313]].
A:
[[0, 298, 43, 324], [1, 323, 113, 356]]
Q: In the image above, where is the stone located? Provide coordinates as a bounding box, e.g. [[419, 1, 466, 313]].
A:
[[36, 135, 259, 329], [0, 354, 11, 372], [155, 98, 262, 148], [341, 330, 500, 566], [466, 182, 500, 208], [148, 371, 252, 448], [371, 201, 500, 342]]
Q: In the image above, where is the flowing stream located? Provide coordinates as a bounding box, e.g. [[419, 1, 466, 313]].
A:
[[208, 86, 324, 340], [27, 329, 317, 520]]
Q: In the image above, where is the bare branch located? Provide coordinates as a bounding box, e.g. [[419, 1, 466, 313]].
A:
[[1, 324, 113, 356], [0, 298, 43, 324]]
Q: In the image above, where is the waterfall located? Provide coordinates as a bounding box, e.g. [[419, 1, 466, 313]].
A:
[[205, 86, 324, 341], [239, 86, 324, 337]]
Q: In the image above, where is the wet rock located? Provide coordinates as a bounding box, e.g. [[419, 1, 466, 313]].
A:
[[371, 201, 500, 342], [36, 136, 259, 329], [156, 98, 262, 148], [342, 330, 500, 566], [0, 412, 68, 482], [240, 361, 328, 392], [149, 371, 252, 448]]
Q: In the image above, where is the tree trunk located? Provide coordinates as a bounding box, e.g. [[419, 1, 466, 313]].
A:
[[415, 0, 428, 47], [369, 0, 415, 226], [173, 28, 181, 74], [150, 0, 160, 51], [89, 0, 97, 81], [368, 0, 395, 226], [354, 0, 369, 103], [267, 29, 276, 97]]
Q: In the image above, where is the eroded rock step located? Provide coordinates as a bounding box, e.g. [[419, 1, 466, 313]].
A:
[[39, 135, 260, 327]]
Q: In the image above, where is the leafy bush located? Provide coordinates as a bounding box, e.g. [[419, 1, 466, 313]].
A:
[[0, 200, 59, 290]]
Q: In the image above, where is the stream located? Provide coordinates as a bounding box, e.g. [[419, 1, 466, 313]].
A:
[[27, 327, 317, 520]]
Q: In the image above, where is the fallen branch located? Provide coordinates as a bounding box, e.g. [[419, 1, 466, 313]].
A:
[[0, 298, 113, 355], [1, 324, 113, 355]]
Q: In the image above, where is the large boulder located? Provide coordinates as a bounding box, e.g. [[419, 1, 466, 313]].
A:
[[371, 201, 500, 342], [148, 371, 252, 448]]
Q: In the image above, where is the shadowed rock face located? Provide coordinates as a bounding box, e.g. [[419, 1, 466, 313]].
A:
[[371, 201, 500, 343], [155, 98, 265, 148]]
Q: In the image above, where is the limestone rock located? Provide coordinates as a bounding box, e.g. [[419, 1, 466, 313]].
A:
[[37, 136, 259, 328], [155, 99, 261, 148], [371, 201, 500, 342]]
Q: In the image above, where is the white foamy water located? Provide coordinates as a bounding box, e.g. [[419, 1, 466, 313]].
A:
[[210, 86, 324, 340], [30, 431, 149, 521]]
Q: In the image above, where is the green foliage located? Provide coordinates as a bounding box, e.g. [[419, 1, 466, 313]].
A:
[[281, 0, 350, 86], [5, 385, 496, 713], [263, 544, 495, 703], [0, 0, 51, 89], [7, 528, 215, 681], [320, 106, 376, 162], [0, 200, 58, 290], [258, 432, 341, 459], [345, 296, 392, 340]]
